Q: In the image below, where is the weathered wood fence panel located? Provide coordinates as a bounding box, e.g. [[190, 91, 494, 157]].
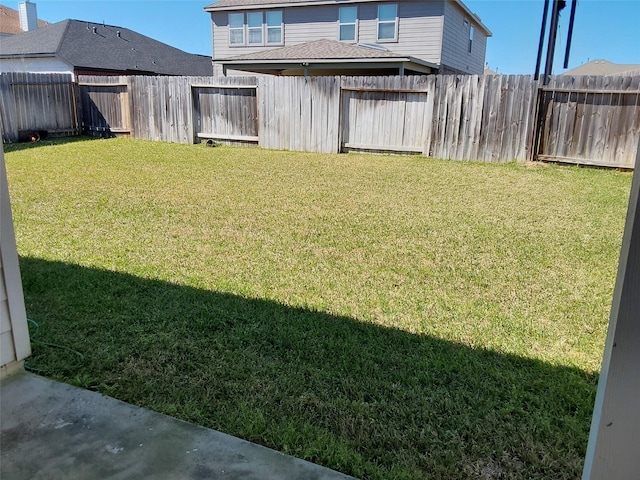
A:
[[192, 76, 258, 144], [0, 72, 78, 143], [341, 76, 431, 153], [428, 74, 539, 162], [128, 76, 203, 144], [259, 76, 341, 153], [536, 75, 640, 168], [78, 76, 131, 135], [3, 73, 640, 168]]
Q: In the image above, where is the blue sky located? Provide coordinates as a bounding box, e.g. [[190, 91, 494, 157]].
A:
[[13, 0, 640, 74]]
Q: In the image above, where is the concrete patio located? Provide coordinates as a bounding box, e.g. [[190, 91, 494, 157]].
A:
[[1, 371, 356, 480]]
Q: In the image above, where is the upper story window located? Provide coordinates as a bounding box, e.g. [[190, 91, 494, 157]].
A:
[[377, 4, 398, 42], [339, 6, 358, 42], [266, 11, 283, 44], [229, 13, 244, 45], [228, 11, 283, 46], [248, 12, 263, 44], [464, 20, 473, 53]]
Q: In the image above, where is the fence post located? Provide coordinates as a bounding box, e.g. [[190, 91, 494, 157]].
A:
[[582, 137, 640, 478]]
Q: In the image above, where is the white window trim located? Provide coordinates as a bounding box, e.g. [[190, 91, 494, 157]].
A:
[[377, 3, 398, 43], [229, 10, 284, 47], [266, 10, 284, 46], [468, 24, 474, 54], [247, 11, 264, 46], [229, 12, 245, 47], [338, 6, 358, 43]]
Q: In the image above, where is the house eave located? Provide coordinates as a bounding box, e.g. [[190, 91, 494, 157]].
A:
[[216, 56, 437, 74], [0, 53, 57, 59]]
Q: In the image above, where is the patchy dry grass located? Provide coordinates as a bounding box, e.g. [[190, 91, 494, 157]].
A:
[[5, 137, 631, 479]]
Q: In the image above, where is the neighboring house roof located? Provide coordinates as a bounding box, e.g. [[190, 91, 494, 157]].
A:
[[563, 59, 640, 76], [0, 4, 48, 35], [204, 0, 492, 37], [483, 65, 497, 76], [217, 38, 437, 74], [0, 19, 212, 75]]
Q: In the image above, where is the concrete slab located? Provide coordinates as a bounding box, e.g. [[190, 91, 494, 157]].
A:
[[1, 372, 356, 480]]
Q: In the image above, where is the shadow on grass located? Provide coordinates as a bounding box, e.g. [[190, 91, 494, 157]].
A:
[[20, 256, 596, 480], [3, 135, 101, 153]]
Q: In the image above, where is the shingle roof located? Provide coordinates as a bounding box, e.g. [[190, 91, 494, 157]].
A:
[[562, 59, 640, 76], [0, 4, 49, 35], [0, 19, 212, 76], [222, 39, 407, 61]]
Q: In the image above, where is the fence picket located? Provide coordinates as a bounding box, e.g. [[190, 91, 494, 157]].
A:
[[2, 73, 639, 167]]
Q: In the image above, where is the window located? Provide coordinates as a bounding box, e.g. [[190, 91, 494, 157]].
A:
[[228, 11, 283, 46], [248, 12, 263, 44], [377, 4, 397, 42], [468, 24, 474, 53], [266, 11, 283, 44], [339, 6, 357, 42], [229, 13, 244, 45]]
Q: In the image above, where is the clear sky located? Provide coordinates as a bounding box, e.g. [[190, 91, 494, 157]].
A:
[[10, 0, 640, 74]]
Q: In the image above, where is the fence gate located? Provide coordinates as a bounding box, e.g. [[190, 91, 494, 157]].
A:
[[191, 83, 258, 145], [340, 84, 430, 154], [78, 82, 132, 137], [534, 77, 640, 168]]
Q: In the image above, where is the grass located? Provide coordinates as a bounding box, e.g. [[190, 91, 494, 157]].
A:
[[4, 137, 632, 479]]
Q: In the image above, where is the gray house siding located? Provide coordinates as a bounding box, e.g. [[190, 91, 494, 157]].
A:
[[356, 2, 443, 64], [212, 1, 444, 64], [210, 0, 488, 74], [440, 1, 486, 74]]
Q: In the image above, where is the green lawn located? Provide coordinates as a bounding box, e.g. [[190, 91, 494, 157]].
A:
[[4, 137, 632, 479]]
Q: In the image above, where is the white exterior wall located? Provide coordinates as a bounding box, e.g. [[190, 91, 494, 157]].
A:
[[440, 1, 486, 74], [212, 0, 445, 65], [0, 57, 73, 76], [0, 147, 31, 377]]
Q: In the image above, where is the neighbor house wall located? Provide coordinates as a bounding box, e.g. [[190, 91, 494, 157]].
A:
[[440, 1, 486, 74], [211, 0, 445, 65], [0, 57, 73, 75], [0, 147, 31, 377]]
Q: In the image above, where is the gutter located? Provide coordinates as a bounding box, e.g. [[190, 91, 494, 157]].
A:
[[217, 56, 437, 69]]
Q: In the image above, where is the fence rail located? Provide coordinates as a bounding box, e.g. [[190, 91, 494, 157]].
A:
[[2, 72, 639, 168]]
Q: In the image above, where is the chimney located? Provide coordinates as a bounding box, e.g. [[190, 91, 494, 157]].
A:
[[19, 1, 38, 32]]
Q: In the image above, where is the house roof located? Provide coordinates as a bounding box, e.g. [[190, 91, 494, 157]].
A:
[[223, 38, 410, 61], [562, 59, 640, 76], [0, 19, 212, 76], [204, 0, 491, 36], [0, 4, 49, 35], [217, 38, 437, 74]]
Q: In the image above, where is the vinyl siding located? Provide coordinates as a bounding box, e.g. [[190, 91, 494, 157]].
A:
[[1, 148, 30, 370], [357, 2, 443, 64], [440, 0, 486, 74], [0, 57, 73, 75], [0, 243, 17, 367], [211, 0, 444, 65]]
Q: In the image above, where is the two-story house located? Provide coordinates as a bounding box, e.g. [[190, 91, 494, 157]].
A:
[[204, 0, 491, 76]]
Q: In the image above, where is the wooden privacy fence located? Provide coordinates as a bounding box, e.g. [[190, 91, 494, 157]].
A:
[[192, 77, 258, 145], [79, 81, 131, 136], [0, 72, 79, 142], [2, 72, 640, 168], [535, 75, 640, 168]]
